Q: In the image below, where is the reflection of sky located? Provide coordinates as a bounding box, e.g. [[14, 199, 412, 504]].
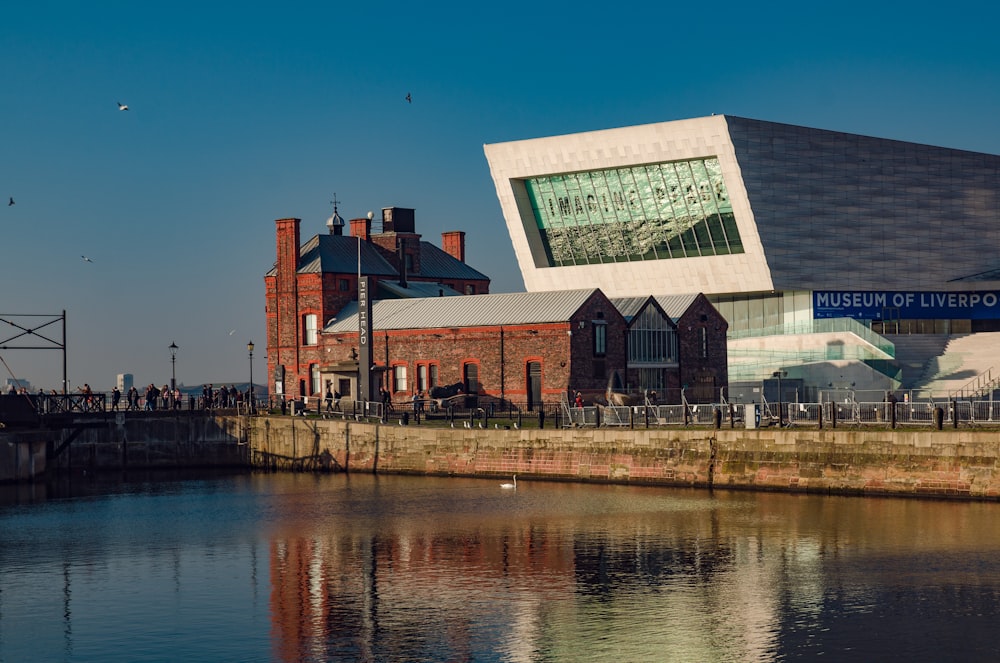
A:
[[5, 474, 1000, 661]]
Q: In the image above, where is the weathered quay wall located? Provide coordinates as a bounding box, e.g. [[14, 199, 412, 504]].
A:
[[253, 417, 1000, 499], [1, 413, 249, 481], [6, 414, 1000, 500]]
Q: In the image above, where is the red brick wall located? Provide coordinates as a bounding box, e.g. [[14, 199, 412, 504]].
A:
[[676, 294, 729, 403], [567, 291, 628, 403], [442, 231, 465, 262], [326, 323, 575, 406]]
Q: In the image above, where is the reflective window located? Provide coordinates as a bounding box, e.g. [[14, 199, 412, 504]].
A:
[[593, 322, 607, 357], [628, 306, 677, 363], [523, 157, 741, 266]]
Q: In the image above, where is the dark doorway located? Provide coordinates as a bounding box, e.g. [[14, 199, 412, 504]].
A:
[[526, 361, 542, 411], [463, 363, 479, 393]]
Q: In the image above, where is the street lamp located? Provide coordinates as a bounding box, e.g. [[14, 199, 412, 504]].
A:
[[169, 342, 178, 409], [247, 340, 255, 413], [772, 370, 787, 426]]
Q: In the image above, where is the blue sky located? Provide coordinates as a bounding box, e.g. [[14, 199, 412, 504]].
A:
[[2, 1, 999, 391]]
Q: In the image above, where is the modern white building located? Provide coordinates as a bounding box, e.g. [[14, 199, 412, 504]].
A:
[[484, 116, 1000, 395]]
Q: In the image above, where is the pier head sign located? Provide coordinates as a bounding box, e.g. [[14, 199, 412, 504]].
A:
[[814, 290, 1000, 320]]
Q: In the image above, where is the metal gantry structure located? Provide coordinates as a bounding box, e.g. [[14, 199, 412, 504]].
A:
[[0, 310, 67, 392]]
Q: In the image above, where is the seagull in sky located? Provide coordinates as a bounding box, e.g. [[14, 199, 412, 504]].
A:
[[81, 255, 94, 263], [228, 329, 237, 336], [405, 92, 411, 103], [117, 102, 129, 111], [7, 197, 13, 206]]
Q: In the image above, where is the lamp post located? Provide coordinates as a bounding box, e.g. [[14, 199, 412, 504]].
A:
[[169, 342, 178, 409], [247, 340, 255, 413], [772, 370, 787, 426]]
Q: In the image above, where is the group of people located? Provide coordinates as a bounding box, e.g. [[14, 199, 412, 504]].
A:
[[201, 384, 248, 409], [109, 384, 182, 411]]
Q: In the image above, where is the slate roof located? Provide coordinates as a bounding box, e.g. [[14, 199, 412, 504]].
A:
[[324, 289, 602, 333], [378, 280, 461, 299], [611, 294, 699, 322], [265, 234, 489, 282]]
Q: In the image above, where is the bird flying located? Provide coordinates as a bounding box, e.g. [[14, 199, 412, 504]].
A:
[[7, 197, 13, 206], [405, 93, 411, 103], [228, 329, 236, 336], [81, 255, 94, 263], [117, 102, 129, 111]]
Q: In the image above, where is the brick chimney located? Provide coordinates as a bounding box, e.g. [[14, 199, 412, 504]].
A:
[[350, 217, 371, 240], [442, 231, 466, 263], [275, 218, 301, 292]]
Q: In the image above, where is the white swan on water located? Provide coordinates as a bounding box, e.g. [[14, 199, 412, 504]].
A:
[[500, 475, 517, 489]]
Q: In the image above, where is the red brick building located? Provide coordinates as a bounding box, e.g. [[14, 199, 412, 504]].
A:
[[265, 207, 490, 401], [613, 294, 730, 403], [320, 289, 728, 407]]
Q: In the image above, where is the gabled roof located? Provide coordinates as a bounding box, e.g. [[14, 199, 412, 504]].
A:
[[265, 234, 490, 282], [653, 294, 700, 320], [324, 289, 602, 333], [611, 293, 699, 322]]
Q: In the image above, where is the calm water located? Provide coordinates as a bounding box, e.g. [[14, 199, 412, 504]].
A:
[[1, 472, 1000, 663]]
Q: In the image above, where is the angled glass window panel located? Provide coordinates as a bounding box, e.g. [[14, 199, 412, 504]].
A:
[[706, 215, 731, 255], [565, 175, 591, 228], [583, 174, 620, 264], [522, 157, 742, 266], [647, 164, 675, 258], [677, 160, 706, 255], [686, 160, 718, 255], [549, 177, 573, 227]]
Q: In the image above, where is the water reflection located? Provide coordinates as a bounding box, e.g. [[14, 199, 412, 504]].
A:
[[2, 473, 1000, 662]]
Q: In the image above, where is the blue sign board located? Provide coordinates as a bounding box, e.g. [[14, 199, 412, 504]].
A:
[[814, 291, 1000, 320]]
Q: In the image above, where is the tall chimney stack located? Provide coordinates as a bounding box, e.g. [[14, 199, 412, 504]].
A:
[[442, 231, 466, 263]]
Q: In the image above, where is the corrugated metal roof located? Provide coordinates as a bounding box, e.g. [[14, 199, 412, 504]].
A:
[[610, 296, 654, 320], [654, 293, 700, 320], [324, 289, 601, 333], [611, 293, 699, 322]]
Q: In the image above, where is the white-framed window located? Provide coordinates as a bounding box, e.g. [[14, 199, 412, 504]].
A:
[[310, 364, 320, 395], [304, 314, 318, 346], [394, 365, 408, 393], [417, 364, 428, 392]]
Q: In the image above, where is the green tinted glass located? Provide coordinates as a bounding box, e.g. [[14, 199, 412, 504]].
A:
[[524, 157, 741, 266]]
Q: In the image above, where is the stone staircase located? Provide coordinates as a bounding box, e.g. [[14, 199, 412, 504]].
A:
[[884, 334, 951, 391], [886, 332, 1000, 397]]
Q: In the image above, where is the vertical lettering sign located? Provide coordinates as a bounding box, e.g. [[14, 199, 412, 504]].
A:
[[358, 276, 373, 402]]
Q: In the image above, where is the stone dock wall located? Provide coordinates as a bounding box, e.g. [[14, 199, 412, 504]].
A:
[[252, 417, 1000, 499], [0, 413, 249, 481], [5, 414, 1000, 500]]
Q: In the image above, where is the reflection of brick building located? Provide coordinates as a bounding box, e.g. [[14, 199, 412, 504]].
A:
[[265, 207, 490, 401]]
